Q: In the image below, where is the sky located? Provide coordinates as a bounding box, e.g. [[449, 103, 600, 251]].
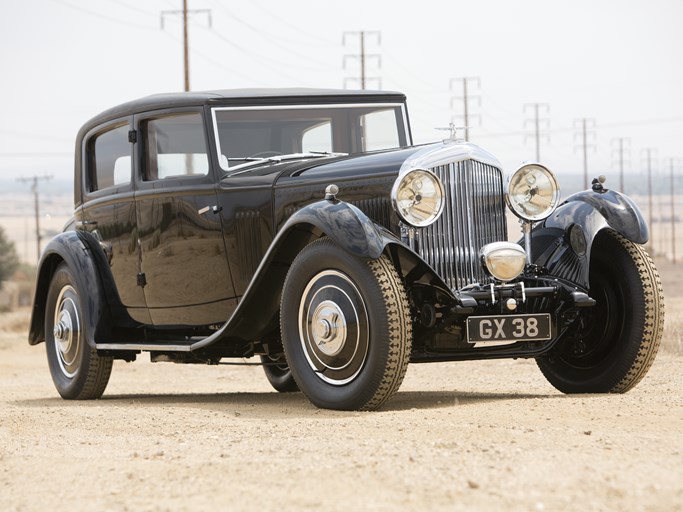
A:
[[1, 0, 682, 195]]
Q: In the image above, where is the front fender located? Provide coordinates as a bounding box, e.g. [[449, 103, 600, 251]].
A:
[[284, 197, 387, 259], [29, 231, 112, 348], [546, 188, 648, 244], [530, 188, 649, 289], [192, 199, 396, 347]]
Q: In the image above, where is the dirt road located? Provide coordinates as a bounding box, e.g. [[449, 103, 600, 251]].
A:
[[2, 258, 683, 511]]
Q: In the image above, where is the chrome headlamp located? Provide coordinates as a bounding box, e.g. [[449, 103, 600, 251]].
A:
[[391, 168, 445, 227], [480, 242, 527, 282], [505, 163, 560, 221]]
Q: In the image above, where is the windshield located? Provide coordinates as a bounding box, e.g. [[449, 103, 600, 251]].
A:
[[211, 103, 409, 171]]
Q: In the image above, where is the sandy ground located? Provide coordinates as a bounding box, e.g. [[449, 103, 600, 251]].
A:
[[1, 258, 683, 511]]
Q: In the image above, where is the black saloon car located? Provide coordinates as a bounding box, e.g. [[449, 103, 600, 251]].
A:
[[29, 89, 664, 410]]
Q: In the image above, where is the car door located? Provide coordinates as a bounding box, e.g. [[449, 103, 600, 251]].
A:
[[79, 116, 151, 325], [133, 108, 237, 326]]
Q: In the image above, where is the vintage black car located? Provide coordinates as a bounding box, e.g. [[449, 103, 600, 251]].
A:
[[29, 89, 664, 410]]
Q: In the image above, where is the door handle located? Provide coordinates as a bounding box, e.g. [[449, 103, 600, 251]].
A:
[[198, 205, 222, 215]]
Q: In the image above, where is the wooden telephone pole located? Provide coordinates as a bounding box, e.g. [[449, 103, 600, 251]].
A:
[[161, 1, 212, 91], [17, 175, 52, 263]]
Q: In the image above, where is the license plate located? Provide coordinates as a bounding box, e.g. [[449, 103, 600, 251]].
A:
[[466, 313, 552, 343]]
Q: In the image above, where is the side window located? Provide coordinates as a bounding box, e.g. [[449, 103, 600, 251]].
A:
[[302, 121, 332, 153], [143, 113, 208, 180], [361, 109, 401, 151], [90, 124, 131, 191]]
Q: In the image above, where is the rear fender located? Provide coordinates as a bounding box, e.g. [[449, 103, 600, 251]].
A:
[[529, 188, 648, 289], [29, 231, 114, 348]]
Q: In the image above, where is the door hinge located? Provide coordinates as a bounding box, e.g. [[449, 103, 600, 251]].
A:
[[137, 272, 146, 287], [128, 129, 137, 143]]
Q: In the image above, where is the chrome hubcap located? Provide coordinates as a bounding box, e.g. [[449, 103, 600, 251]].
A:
[[311, 300, 347, 356], [298, 270, 369, 386], [52, 285, 81, 378]]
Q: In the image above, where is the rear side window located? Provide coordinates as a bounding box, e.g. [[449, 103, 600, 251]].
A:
[[143, 113, 208, 180], [89, 124, 131, 191]]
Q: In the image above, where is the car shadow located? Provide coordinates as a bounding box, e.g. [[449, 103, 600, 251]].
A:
[[13, 389, 563, 416]]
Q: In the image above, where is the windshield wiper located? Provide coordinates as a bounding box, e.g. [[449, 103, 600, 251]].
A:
[[225, 152, 348, 176]]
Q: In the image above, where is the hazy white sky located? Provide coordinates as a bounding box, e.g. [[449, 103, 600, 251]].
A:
[[1, 0, 682, 190]]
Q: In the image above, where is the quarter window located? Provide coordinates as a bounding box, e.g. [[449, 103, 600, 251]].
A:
[[90, 124, 131, 191], [143, 113, 208, 180], [361, 108, 401, 151]]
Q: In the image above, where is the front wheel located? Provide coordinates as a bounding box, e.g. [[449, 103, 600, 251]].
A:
[[537, 230, 664, 393], [280, 238, 412, 411], [45, 263, 113, 399]]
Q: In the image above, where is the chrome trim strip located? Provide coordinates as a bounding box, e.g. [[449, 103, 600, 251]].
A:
[[211, 102, 410, 171], [399, 140, 502, 173]]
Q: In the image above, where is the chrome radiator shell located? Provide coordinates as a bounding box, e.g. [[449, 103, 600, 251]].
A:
[[408, 160, 507, 290]]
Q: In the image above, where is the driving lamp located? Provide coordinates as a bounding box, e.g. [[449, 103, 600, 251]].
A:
[[391, 169, 445, 227], [505, 163, 560, 221], [480, 242, 527, 282]]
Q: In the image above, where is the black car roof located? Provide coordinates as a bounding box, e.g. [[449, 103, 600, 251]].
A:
[[85, 88, 407, 128]]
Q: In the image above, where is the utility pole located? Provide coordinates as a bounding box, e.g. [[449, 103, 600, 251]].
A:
[[17, 175, 52, 263], [611, 137, 630, 193], [642, 148, 656, 249], [449, 77, 481, 141], [523, 103, 550, 161], [343, 31, 381, 89], [574, 118, 596, 189], [161, 1, 212, 91]]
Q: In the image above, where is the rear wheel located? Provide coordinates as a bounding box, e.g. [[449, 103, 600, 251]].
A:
[[537, 230, 664, 393], [260, 354, 299, 392], [281, 238, 412, 411], [45, 263, 113, 399]]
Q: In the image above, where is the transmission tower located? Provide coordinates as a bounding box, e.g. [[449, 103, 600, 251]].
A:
[[449, 77, 481, 141], [611, 137, 631, 193], [574, 118, 596, 189], [523, 103, 550, 162], [342, 31, 381, 90]]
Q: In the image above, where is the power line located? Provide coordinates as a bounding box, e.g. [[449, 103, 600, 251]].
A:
[[205, 0, 337, 54], [51, 0, 155, 30], [101, 0, 158, 17], [248, 0, 338, 46], [200, 26, 305, 82]]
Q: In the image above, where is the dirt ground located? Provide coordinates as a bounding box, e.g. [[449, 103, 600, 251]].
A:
[[1, 258, 682, 511]]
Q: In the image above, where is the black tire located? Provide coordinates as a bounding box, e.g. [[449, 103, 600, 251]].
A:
[[260, 354, 299, 393], [537, 230, 664, 393], [45, 263, 113, 399], [280, 238, 412, 411]]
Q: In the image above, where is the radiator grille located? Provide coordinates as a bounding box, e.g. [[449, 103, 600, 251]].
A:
[[410, 160, 507, 290]]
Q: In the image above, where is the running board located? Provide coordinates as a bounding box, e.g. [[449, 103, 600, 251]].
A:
[[96, 342, 194, 352]]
